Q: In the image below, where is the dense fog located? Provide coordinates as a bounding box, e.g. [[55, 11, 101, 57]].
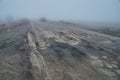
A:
[[0, 0, 120, 23]]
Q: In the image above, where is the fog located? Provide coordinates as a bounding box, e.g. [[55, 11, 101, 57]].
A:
[[0, 0, 120, 23]]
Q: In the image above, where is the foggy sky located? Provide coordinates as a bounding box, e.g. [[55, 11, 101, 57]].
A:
[[0, 0, 120, 22]]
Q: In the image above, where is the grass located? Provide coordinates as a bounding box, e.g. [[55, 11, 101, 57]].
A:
[[0, 38, 15, 49], [88, 27, 120, 37]]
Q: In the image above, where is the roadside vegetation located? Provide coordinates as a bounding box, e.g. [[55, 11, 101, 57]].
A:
[[0, 38, 15, 49], [88, 27, 120, 37]]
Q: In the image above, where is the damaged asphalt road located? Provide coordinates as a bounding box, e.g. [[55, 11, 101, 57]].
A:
[[0, 20, 120, 80]]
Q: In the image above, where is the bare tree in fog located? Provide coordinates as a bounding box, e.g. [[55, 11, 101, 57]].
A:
[[39, 17, 47, 22]]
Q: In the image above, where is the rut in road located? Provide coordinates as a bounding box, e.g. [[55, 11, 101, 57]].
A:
[[26, 26, 49, 80]]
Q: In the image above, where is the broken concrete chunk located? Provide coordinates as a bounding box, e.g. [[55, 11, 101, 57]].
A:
[[104, 62, 113, 69], [91, 59, 103, 67], [89, 55, 98, 60], [102, 56, 107, 59], [99, 68, 116, 77], [116, 70, 120, 75]]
